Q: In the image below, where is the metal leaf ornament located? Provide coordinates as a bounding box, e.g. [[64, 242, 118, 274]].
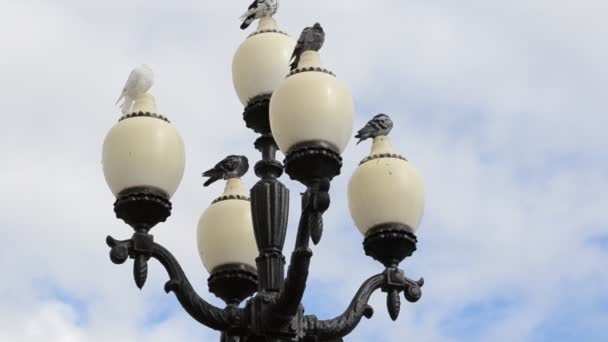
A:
[[305, 179, 331, 245], [134, 255, 149, 289], [387, 289, 401, 321], [309, 212, 323, 245]]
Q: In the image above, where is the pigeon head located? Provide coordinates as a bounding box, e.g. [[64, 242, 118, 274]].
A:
[[236, 155, 249, 174], [374, 113, 389, 119], [224, 155, 249, 172], [313, 22, 323, 31], [374, 114, 392, 125], [371, 113, 394, 135]]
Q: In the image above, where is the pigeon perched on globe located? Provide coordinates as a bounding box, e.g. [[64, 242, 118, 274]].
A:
[[116, 64, 154, 115], [289, 22, 325, 71], [240, 0, 279, 30], [355, 114, 394, 145], [202, 155, 250, 187]]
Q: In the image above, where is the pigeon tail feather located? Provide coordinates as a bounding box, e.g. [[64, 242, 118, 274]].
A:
[[240, 16, 255, 30], [121, 98, 134, 115], [239, 8, 255, 20], [202, 168, 220, 178], [203, 176, 221, 187], [289, 55, 300, 71], [202, 167, 226, 186], [116, 91, 126, 105], [355, 128, 374, 144], [355, 128, 372, 138]]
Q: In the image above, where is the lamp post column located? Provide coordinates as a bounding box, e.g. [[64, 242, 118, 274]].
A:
[[232, 16, 296, 295], [247, 99, 290, 294]]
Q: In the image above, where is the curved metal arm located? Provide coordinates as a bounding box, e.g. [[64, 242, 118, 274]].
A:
[[272, 179, 330, 320], [304, 273, 382, 340], [303, 269, 424, 340], [271, 208, 314, 319], [106, 235, 244, 331]]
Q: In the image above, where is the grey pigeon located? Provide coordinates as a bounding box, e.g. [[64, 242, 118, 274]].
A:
[[202, 155, 249, 187], [240, 0, 279, 30], [355, 114, 394, 145], [289, 23, 325, 71]]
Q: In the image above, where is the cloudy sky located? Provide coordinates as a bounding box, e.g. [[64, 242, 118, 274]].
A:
[[1, 0, 607, 341]]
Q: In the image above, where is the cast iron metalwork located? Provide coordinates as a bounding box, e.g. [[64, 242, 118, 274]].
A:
[[212, 194, 250, 204], [209, 264, 258, 306], [248, 29, 289, 38], [118, 111, 171, 123], [114, 186, 171, 233], [106, 91, 423, 341], [284, 141, 343, 187], [106, 233, 243, 331], [287, 67, 336, 77], [359, 153, 408, 165], [363, 223, 417, 268], [243, 94, 272, 135], [303, 268, 424, 340]]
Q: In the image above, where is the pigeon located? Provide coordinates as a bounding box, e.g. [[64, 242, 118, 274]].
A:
[[116, 64, 154, 115], [202, 155, 249, 187], [355, 114, 394, 145], [240, 0, 279, 30], [289, 23, 325, 71]]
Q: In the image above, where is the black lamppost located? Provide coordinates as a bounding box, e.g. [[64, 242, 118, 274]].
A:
[[102, 16, 425, 342]]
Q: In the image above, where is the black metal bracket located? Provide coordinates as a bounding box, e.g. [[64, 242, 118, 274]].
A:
[[303, 267, 423, 340], [271, 178, 331, 323], [108, 189, 245, 332], [106, 234, 245, 332], [364, 224, 417, 268], [243, 94, 272, 135], [284, 142, 343, 187], [114, 187, 171, 233], [208, 264, 258, 306]]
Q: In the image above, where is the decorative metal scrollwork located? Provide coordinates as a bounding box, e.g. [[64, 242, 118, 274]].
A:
[[106, 235, 244, 331]]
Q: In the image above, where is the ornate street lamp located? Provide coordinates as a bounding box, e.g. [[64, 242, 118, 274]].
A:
[[102, 12, 425, 342]]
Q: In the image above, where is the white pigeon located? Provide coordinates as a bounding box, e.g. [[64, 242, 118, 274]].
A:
[[240, 0, 279, 30], [116, 64, 154, 115]]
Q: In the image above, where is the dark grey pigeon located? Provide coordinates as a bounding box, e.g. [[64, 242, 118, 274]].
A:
[[289, 23, 325, 71], [355, 114, 394, 145], [240, 0, 279, 30], [202, 155, 249, 187]]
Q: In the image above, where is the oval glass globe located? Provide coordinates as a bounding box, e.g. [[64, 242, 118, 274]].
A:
[[232, 20, 295, 105], [197, 181, 258, 272], [102, 116, 185, 198], [269, 60, 354, 154], [348, 157, 425, 235]]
